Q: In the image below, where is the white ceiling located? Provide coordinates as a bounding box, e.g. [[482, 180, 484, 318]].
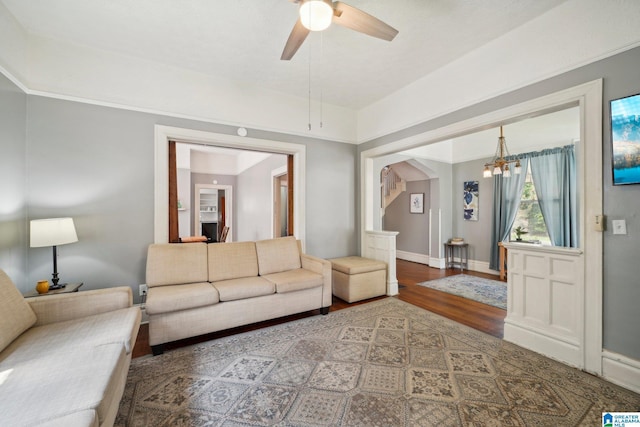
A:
[[178, 143, 277, 175], [402, 106, 580, 164], [1, 0, 568, 110]]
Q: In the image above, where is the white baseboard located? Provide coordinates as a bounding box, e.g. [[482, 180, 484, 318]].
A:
[[602, 350, 640, 394], [394, 252, 499, 276], [393, 250, 445, 269], [396, 250, 429, 265], [430, 257, 446, 269]]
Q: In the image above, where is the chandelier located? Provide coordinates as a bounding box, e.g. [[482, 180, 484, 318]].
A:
[[483, 126, 522, 178]]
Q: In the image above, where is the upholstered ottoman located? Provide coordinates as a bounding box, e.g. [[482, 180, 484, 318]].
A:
[[330, 256, 386, 303]]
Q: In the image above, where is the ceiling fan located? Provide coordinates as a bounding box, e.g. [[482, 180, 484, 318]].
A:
[[281, 0, 398, 60]]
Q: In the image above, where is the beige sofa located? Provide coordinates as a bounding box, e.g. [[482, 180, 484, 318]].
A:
[[0, 269, 141, 427], [145, 236, 332, 355]]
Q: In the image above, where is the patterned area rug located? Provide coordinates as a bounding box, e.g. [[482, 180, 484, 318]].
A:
[[417, 274, 507, 309], [116, 298, 639, 426]]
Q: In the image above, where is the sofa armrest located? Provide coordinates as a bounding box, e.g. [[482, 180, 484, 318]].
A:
[[301, 254, 332, 309], [27, 286, 133, 326]]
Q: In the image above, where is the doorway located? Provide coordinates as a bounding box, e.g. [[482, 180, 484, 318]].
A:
[[194, 184, 232, 242], [361, 80, 603, 375], [154, 125, 307, 248]]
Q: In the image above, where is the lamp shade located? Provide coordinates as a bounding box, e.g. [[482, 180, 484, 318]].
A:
[[30, 218, 78, 247], [300, 0, 333, 31]]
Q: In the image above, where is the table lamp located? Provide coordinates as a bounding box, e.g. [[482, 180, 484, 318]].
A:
[[30, 217, 78, 290]]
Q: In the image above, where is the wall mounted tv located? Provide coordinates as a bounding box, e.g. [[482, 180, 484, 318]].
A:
[[611, 92, 640, 185]]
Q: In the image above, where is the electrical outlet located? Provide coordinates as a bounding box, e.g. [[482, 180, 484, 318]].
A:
[[139, 284, 148, 296]]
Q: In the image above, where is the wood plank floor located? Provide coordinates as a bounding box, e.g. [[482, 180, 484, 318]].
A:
[[132, 260, 506, 358]]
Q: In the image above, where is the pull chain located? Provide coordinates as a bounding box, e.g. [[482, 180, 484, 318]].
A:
[[308, 33, 312, 131], [307, 32, 326, 131], [319, 32, 323, 129]]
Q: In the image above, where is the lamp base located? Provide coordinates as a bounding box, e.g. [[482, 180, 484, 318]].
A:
[[48, 282, 67, 291]]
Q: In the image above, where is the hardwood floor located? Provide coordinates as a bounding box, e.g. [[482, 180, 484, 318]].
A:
[[132, 259, 506, 358], [393, 259, 506, 338]]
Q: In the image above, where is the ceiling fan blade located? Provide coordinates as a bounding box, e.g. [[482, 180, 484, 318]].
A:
[[332, 1, 398, 41], [281, 18, 310, 60]]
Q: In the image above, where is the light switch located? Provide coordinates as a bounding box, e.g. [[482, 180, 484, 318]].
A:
[[612, 219, 627, 235]]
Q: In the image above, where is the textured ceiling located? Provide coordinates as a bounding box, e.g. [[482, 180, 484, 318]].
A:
[[1, 0, 567, 109]]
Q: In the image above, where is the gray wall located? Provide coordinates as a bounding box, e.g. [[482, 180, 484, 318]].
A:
[[26, 96, 155, 296], [10, 95, 357, 303], [452, 158, 494, 264], [384, 180, 430, 255], [0, 73, 27, 286], [600, 49, 640, 358], [411, 158, 453, 258], [372, 154, 453, 258], [303, 139, 358, 258], [359, 46, 640, 360], [236, 154, 287, 242]]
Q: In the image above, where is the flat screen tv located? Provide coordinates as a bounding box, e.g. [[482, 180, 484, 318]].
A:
[[611, 92, 640, 185]]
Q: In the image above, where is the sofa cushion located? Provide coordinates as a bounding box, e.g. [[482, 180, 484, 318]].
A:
[[0, 343, 125, 427], [145, 282, 219, 315], [255, 236, 301, 275], [263, 268, 324, 293], [146, 243, 208, 287], [208, 241, 259, 282], [0, 269, 37, 353], [213, 276, 275, 302], [0, 307, 140, 366]]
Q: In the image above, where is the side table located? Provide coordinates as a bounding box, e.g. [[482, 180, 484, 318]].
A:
[[24, 282, 83, 298], [444, 243, 469, 271]]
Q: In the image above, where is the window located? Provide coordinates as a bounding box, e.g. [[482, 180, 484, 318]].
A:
[[511, 164, 551, 244]]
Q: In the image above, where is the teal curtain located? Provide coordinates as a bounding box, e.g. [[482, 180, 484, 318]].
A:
[[529, 145, 577, 247], [489, 157, 529, 270]]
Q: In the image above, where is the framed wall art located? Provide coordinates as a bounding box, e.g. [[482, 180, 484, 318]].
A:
[[410, 193, 424, 214], [463, 180, 479, 221], [611, 92, 640, 185]]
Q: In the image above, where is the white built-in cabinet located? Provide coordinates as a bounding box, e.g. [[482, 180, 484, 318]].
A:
[[503, 242, 585, 368]]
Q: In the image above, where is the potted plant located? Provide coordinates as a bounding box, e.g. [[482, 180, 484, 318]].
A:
[[514, 226, 528, 241]]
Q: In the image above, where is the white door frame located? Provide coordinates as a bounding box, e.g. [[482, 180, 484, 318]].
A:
[[154, 125, 306, 249], [361, 79, 603, 375]]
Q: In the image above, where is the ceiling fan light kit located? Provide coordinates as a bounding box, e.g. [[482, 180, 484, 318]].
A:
[[483, 126, 522, 178], [281, 0, 399, 60], [300, 0, 333, 31]]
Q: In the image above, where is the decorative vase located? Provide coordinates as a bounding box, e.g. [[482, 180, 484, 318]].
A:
[[36, 280, 49, 294]]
